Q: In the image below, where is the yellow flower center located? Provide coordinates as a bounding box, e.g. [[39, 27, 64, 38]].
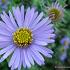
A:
[[48, 8, 61, 21], [2, 0, 6, 3], [64, 41, 69, 46], [13, 28, 33, 48]]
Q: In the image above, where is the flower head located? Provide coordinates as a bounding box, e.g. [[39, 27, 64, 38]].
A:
[[60, 51, 67, 61], [13, 28, 33, 47], [60, 36, 70, 61], [0, 0, 10, 11], [0, 5, 55, 70], [47, 2, 64, 21], [60, 36, 70, 49]]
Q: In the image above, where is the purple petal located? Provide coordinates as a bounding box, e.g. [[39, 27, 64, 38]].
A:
[[12, 7, 23, 27], [23, 7, 30, 27], [36, 34, 55, 38], [30, 46, 44, 61], [29, 48, 44, 65], [26, 8, 35, 27], [43, 39, 55, 43], [0, 41, 12, 48], [60, 51, 67, 61], [1, 12, 15, 31], [32, 17, 51, 31], [29, 11, 38, 28], [34, 34, 55, 44], [21, 5, 24, 23], [17, 49, 23, 70], [27, 48, 34, 65], [64, 46, 69, 50], [0, 29, 11, 36], [33, 24, 53, 33], [34, 29, 54, 35], [43, 29, 54, 34], [0, 35, 12, 42], [30, 12, 43, 29], [21, 49, 26, 68], [31, 44, 53, 58], [9, 11, 18, 29], [34, 40, 48, 46], [9, 48, 18, 67], [0, 44, 14, 55], [18, 60, 22, 70], [23, 49, 31, 68], [12, 48, 20, 69], [60, 36, 70, 46], [10, 65, 14, 70], [0, 21, 13, 36], [0, 45, 15, 63]]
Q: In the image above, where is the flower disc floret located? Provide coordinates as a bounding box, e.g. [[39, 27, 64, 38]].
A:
[[13, 28, 33, 47]]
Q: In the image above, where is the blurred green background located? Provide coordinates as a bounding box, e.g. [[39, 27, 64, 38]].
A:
[[0, 0, 70, 70]]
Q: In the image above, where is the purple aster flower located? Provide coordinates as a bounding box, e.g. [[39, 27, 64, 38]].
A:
[[60, 36, 70, 49], [60, 51, 67, 61], [0, 5, 55, 70], [60, 36, 70, 61], [0, 0, 11, 11], [47, 2, 64, 21]]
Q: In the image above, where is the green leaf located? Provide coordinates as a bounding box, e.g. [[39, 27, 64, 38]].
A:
[[30, 65, 40, 70], [57, 0, 66, 7], [46, 0, 52, 6], [32, 0, 45, 12]]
